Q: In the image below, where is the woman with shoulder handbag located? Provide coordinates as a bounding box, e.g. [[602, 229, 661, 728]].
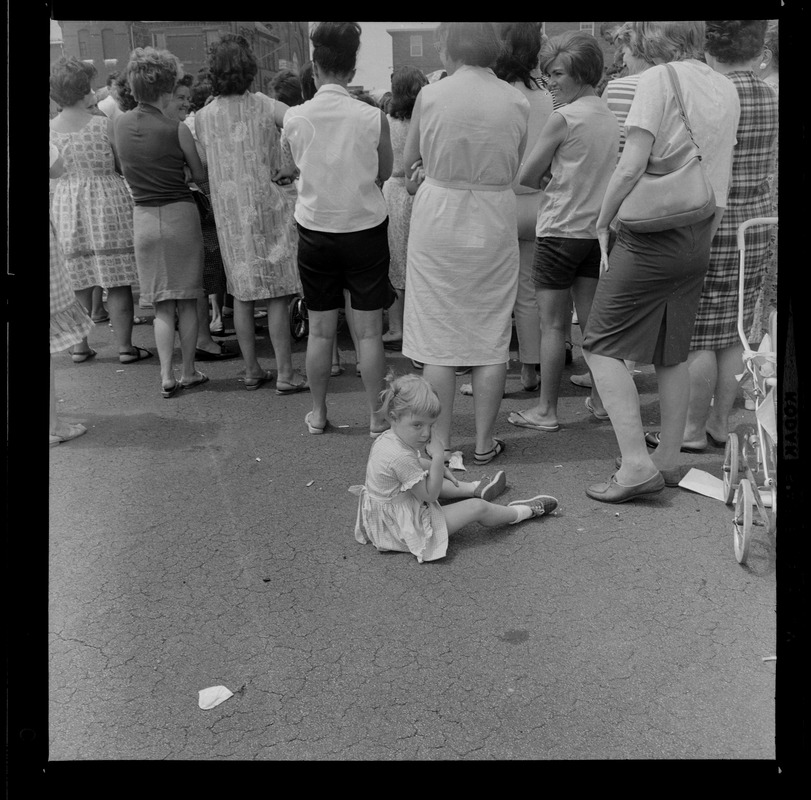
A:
[[580, 21, 740, 503]]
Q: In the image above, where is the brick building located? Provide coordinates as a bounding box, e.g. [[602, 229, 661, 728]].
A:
[[54, 20, 310, 96]]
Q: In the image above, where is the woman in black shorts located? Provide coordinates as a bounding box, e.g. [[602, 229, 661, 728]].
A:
[[281, 22, 393, 435]]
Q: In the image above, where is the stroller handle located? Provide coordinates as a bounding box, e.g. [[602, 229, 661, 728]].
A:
[[736, 216, 778, 251], [737, 217, 778, 352]]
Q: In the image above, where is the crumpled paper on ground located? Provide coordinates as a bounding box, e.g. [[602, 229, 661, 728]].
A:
[[447, 451, 466, 471], [198, 685, 234, 710]]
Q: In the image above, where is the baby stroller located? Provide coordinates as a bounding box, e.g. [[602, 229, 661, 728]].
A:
[[721, 217, 778, 564]]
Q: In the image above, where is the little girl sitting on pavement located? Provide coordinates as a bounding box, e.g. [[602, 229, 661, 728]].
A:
[[350, 373, 558, 562]]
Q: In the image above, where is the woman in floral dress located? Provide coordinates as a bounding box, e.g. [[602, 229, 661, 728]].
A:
[[49, 56, 148, 365], [194, 34, 306, 393]]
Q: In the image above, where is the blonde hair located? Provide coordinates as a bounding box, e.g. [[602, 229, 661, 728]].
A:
[[379, 373, 441, 421], [626, 21, 706, 64], [127, 47, 183, 103]]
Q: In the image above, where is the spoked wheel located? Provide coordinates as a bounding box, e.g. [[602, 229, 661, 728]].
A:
[[733, 478, 754, 564], [723, 433, 740, 505], [289, 296, 308, 341], [769, 484, 777, 535]]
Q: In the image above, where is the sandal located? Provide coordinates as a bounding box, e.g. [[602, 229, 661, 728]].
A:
[[331, 362, 344, 376], [71, 348, 97, 364], [180, 371, 209, 389], [243, 369, 274, 391], [565, 340, 573, 365], [473, 438, 505, 466], [161, 381, 183, 399], [119, 346, 154, 364]]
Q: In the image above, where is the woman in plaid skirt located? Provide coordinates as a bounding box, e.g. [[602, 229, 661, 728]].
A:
[[50, 144, 94, 446], [682, 21, 779, 450]]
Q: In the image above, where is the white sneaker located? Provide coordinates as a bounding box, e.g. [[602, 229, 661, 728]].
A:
[[570, 373, 592, 388], [474, 471, 507, 501], [508, 495, 558, 517]]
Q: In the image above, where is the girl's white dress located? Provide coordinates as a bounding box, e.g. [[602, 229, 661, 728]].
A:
[[350, 430, 448, 563]]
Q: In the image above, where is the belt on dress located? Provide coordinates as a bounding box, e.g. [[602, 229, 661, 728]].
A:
[[424, 176, 512, 192]]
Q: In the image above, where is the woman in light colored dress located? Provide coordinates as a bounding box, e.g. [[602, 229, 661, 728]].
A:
[[195, 33, 306, 394], [380, 65, 428, 349], [49, 56, 145, 365], [402, 22, 530, 467], [50, 143, 94, 446]]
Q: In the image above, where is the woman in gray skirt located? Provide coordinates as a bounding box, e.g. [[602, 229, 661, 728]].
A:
[[114, 47, 208, 398]]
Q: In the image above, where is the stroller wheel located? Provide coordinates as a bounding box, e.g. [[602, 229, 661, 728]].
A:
[[733, 478, 754, 564], [722, 433, 740, 506], [289, 296, 308, 341]]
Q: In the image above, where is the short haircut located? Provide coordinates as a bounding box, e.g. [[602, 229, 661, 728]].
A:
[[439, 21, 501, 68], [494, 22, 544, 88], [207, 33, 257, 96], [379, 373, 441, 421], [624, 21, 706, 64], [127, 47, 182, 102], [387, 65, 427, 119], [540, 30, 604, 87], [112, 72, 137, 111], [299, 61, 317, 101], [270, 69, 303, 106], [189, 71, 214, 112], [175, 74, 193, 91], [50, 56, 97, 107], [311, 22, 362, 76], [705, 20, 768, 64]]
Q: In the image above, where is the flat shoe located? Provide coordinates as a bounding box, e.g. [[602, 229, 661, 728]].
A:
[[49, 422, 87, 446], [706, 432, 727, 448], [585, 397, 610, 420], [305, 411, 328, 434], [615, 456, 681, 487], [508, 494, 559, 517], [91, 314, 109, 323], [455, 366, 472, 376], [473, 470, 506, 501], [644, 430, 706, 454], [119, 346, 154, 364], [276, 376, 309, 395], [521, 381, 540, 392], [180, 371, 209, 389], [586, 471, 665, 503], [194, 345, 238, 361], [411, 360, 424, 370], [71, 348, 97, 363], [473, 438, 505, 466], [161, 381, 183, 399], [507, 410, 560, 433], [243, 369, 273, 391], [570, 373, 593, 388], [331, 363, 345, 377]]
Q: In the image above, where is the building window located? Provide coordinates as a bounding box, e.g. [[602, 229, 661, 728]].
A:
[[579, 22, 595, 35], [78, 28, 91, 58], [152, 32, 166, 49], [101, 28, 116, 60], [410, 35, 423, 58], [205, 30, 220, 51]]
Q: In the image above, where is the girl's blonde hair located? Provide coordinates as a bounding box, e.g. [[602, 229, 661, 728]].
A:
[[379, 373, 441, 421]]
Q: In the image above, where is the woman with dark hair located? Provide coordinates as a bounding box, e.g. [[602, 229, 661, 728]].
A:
[[581, 22, 740, 502], [195, 33, 306, 393], [402, 22, 529, 466], [281, 21, 394, 435], [380, 65, 428, 350], [507, 30, 618, 435], [494, 22, 554, 392], [49, 56, 145, 366], [677, 21, 778, 451], [114, 47, 208, 398]]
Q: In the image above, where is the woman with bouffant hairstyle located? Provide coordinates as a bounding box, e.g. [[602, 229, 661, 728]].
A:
[[114, 47, 209, 398], [381, 65, 428, 350], [49, 56, 143, 366]]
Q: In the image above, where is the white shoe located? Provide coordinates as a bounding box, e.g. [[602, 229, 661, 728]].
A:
[[474, 471, 507, 501], [570, 373, 592, 388], [508, 495, 558, 517]]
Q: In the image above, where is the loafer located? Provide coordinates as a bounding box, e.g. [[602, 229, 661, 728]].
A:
[[585, 471, 665, 504], [615, 456, 682, 487]]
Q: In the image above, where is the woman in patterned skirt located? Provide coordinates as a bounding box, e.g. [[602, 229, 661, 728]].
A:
[[50, 144, 94, 446], [680, 20, 779, 450], [49, 56, 147, 365]]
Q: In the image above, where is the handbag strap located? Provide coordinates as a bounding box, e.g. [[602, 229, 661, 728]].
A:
[[664, 63, 702, 154]]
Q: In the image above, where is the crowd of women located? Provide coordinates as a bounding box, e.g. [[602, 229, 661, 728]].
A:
[[50, 20, 779, 514]]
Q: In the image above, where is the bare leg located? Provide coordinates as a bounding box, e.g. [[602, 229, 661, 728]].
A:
[[266, 296, 302, 385], [352, 307, 387, 431], [438, 478, 486, 501], [72, 287, 94, 355], [176, 298, 199, 383], [652, 362, 691, 471], [471, 362, 508, 455], [442, 498, 521, 534], [344, 290, 361, 368], [106, 285, 136, 354], [706, 344, 745, 440], [154, 299, 179, 389], [571, 276, 605, 415], [422, 364, 457, 451], [196, 295, 220, 352], [234, 298, 265, 379], [683, 349, 717, 447], [49, 355, 58, 434], [513, 238, 541, 388], [90, 285, 107, 320], [209, 292, 224, 331], [584, 350, 658, 484], [382, 289, 404, 341], [305, 308, 339, 429]]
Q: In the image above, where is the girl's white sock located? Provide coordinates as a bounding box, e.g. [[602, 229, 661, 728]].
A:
[[509, 505, 532, 524]]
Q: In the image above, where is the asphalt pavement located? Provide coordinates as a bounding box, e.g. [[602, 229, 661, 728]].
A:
[[41, 312, 778, 764]]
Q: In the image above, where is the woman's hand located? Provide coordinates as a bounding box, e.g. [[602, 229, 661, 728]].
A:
[[425, 432, 447, 461], [409, 159, 426, 186], [597, 227, 611, 274], [272, 165, 298, 185]]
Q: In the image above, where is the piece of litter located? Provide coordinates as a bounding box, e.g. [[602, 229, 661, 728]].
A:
[[255, 458, 261, 462], [614, 512, 620, 517], [198, 685, 234, 709], [762, 656, 776, 662], [306, 480, 314, 486], [554, 465, 562, 468], [447, 451, 466, 471], [577, 528, 584, 532], [116, 369, 125, 373], [338, 425, 349, 428]]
